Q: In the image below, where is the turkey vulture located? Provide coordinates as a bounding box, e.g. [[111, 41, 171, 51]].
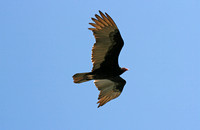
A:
[[73, 11, 128, 108]]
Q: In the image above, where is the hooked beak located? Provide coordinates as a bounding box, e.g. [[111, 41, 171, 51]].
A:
[[125, 68, 129, 71]]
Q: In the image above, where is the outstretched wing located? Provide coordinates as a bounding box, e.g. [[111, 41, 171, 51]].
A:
[[89, 11, 124, 72], [94, 76, 126, 108]]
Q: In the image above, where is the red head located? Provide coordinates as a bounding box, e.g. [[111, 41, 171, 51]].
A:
[[121, 67, 128, 74]]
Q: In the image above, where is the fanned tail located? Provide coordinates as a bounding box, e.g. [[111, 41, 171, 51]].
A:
[[73, 72, 93, 83]]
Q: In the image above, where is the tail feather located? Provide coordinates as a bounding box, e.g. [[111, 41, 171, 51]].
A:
[[73, 72, 93, 83]]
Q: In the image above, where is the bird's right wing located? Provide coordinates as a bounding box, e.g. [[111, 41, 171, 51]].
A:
[[89, 11, 124, 72], [94, 76, 126, 108]]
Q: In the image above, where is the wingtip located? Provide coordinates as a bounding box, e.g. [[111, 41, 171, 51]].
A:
[[99, 10, 105, 17], [97, 100, 102, 108], [94, 14, 99, 18], [105, 12, 111, 19], [97, 104, 102, 108], [98, 10, 103, 14], [88, 28, 96, 31], [99, 10, 108, 16], [91, 18, 96, 21]]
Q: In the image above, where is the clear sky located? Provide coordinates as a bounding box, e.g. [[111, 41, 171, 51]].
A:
[[0, 0, 200, 130]]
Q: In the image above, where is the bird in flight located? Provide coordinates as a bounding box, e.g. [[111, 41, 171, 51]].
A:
[[73, 11, 128, 108]]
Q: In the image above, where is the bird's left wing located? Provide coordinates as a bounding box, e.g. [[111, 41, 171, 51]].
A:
[[89, 11, 124, 72], [94, 76, 126, 108]]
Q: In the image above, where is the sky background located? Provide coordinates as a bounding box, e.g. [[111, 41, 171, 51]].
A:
[[0, 0, 200, 130]]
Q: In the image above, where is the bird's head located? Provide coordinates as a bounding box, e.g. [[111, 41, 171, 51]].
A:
[[121, 67, 128, 74]]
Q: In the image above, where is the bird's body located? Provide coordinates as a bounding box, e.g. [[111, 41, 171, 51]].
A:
[[73, 11, 128, 108]]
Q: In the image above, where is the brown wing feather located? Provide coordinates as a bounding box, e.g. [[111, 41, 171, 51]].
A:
[[89, 11, 124, 72], [94, 76, 126, 108]]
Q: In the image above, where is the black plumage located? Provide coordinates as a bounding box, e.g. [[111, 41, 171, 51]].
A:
[[73, 11, 128, 108]]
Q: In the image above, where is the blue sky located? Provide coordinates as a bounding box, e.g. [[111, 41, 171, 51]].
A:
[[0, 0, 200, 130]]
